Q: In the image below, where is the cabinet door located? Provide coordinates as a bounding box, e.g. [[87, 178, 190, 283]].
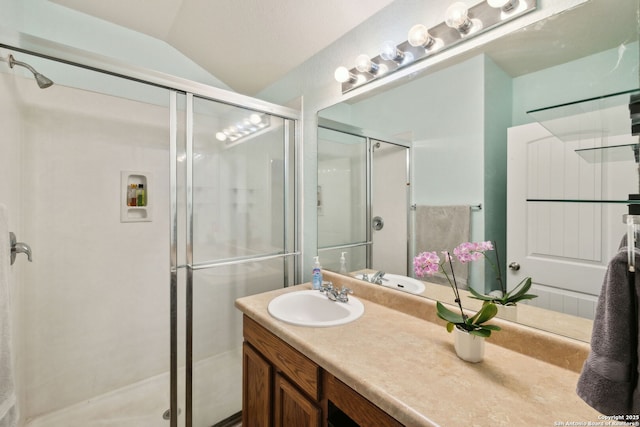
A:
[[243, 342, 272, 427], [274, 373, 321, 427]]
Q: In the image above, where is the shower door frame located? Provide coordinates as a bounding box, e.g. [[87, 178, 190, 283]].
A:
[[2, 32, 302, 427], [180, 93, 301, 426]]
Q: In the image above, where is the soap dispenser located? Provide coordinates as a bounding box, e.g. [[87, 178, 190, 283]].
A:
[[312, 256, 323, 290], [339, 252, 348, 274]]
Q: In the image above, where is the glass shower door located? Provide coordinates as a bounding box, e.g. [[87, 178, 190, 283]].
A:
[[317, 127, 368, 272], [185, 95, 297, 426]]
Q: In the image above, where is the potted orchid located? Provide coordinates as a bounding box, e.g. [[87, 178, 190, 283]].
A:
[[460, 241, 537, 321], [414, 243, 501, 362]]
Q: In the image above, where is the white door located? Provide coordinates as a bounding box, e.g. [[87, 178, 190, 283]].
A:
[[506, 122, 637, 318]]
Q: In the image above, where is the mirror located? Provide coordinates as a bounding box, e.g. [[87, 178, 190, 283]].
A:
[[317, 0, 639, 342]]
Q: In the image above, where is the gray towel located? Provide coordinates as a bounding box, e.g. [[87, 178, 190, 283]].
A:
[[414, 205, 470, 289], [576, 242, 640, 415]]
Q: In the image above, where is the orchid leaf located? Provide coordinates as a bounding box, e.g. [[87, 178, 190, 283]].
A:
[[504, 277, 532, 300], [436, 301, 465, 324], [467, 286, 494, 301], [469, 302, 497, 325]]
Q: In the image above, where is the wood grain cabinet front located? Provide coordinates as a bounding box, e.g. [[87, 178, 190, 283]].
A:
[[242, 342, 272, 427], [242, 314, 404, 427]]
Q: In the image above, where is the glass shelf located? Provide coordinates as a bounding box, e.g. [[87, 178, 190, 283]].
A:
[[574, 143, 639, 163], [527, 199, 640, 204], [527, 88, 640, 142]]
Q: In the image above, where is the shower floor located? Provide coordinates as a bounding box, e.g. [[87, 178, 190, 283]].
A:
[[25, 348, 242, 427]]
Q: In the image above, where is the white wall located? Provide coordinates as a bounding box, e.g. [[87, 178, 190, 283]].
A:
[[0, 75, 173, 419]]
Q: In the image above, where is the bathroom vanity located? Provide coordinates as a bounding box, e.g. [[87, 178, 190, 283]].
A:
[[242, 315, 402, 427], [235, 270, 601, 426]]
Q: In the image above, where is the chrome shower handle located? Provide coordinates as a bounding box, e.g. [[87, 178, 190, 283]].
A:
[[10, 232, 32, 265]]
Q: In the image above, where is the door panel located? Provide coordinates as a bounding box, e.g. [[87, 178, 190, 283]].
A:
[[507, 122, 637, 318], [371, 141, 409, 275]]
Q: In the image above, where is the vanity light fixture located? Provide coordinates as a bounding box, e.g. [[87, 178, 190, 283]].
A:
[[215, 113, 270, 143], [355, 54, 380, 75], [334, 0, 536, 94], [380, 40, 411, 64], [334, 66, 358, 83], [407, 24, 438, 50], [444, 2, 474, 35], [487, 0, 520, 12]]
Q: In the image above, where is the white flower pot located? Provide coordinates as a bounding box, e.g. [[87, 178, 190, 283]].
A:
[[454, 327, 485, 363], [496, 304, 518, 322]]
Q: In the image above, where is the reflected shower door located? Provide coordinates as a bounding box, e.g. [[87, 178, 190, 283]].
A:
[[186, 95, 297, 426], [317, 127, 368, 271]]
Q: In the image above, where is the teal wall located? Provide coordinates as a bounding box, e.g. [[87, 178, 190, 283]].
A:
[[483, 56, 512, 290]]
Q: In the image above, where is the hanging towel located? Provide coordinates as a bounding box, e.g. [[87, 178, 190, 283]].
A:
[[0, 205, 17, 427], [576, 240, 640, 415], [415, 205, 470, 289]]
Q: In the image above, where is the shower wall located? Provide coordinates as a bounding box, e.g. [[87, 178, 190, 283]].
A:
[[0, 73, 172, 420]]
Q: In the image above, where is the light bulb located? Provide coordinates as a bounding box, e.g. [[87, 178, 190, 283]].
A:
[[408, 24, 436, 49], [445, 2, 473, 33], [334, 66, 355, 83], [380, 40, 404, 63], [355, 54, 379, 74], [216, 132, 227, 142], [249, 113, 262, 125]]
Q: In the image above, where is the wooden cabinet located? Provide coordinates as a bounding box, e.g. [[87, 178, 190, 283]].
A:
[[274, 373, 321, 427], [242, 315, 405, 427], [323, 373, 403, 427], [242, 342, 272, 427], [243, 316, 321, 427]]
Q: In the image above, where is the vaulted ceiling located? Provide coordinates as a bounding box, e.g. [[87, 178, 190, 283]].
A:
[[48, 0, 394, 95]]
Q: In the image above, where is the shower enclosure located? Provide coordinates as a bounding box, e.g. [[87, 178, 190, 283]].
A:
[[0, 40, 299, 427]]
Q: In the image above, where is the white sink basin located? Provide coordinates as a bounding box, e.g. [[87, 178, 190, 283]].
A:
[[356, 273, 426, 295], [268, 290, 364, 327]]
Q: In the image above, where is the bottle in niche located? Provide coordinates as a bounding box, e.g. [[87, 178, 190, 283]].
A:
[[127, 184, 137, 206], [136, 184, 146, 207]]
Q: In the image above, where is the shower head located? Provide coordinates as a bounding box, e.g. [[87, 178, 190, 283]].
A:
[[7, 54, 54, 89]]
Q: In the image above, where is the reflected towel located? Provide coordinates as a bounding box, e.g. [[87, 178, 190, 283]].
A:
[[0, 205, 16, 427], [576, 240, 640, 415], [415, 205, 470, 289]]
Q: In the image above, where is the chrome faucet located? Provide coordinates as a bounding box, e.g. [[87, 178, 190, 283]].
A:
[[371, 271, 386, 285], [319, 282, 353, 303]]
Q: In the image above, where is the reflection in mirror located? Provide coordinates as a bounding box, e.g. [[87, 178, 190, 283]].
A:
[[317, 122, 411, 276], [317, 0, 639, 342]]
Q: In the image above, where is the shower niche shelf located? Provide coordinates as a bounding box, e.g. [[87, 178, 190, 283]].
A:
[[121, 171, 152, 223]]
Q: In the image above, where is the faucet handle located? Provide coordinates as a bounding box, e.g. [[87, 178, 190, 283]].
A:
[[336, 286, 353, 302], [319, 281, 333, 292]]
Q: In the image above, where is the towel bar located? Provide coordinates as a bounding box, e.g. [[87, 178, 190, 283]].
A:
[[410, 203, 482, 211]]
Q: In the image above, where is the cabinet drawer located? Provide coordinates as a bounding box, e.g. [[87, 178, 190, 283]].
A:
[[243, 315, 320, 400]]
